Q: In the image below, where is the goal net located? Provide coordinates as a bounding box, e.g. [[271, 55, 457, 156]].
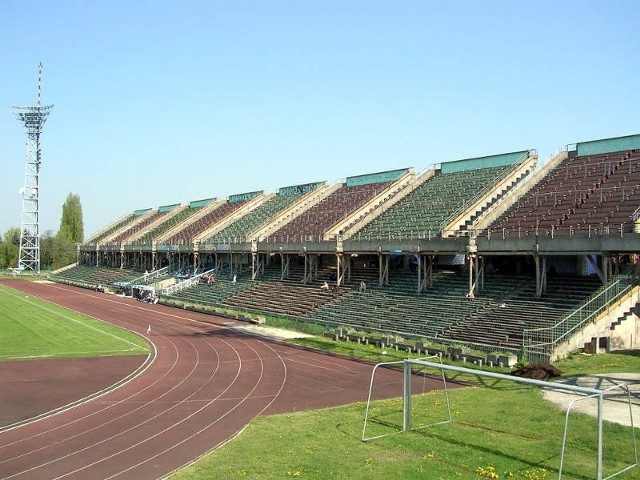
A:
[[362, 358, 637, 480]]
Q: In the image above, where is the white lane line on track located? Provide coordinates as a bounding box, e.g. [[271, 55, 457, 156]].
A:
[[0, 325, 197, 479], [1, 282, 290, 480], [1, 297, 239, 478], [102, 337, 289, 480], [53, 334, 252, 478], [0, 347, 156, 436]]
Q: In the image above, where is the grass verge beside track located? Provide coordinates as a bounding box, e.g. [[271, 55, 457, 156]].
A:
[[170, 341, 640, 480], [0, 284, 149, 360]]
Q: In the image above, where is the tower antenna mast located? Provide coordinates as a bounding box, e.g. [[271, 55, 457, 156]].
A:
[[12, 62, 54, 273]]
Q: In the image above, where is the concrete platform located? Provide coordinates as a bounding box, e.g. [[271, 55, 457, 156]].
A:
[[542, 373, 640, 428]]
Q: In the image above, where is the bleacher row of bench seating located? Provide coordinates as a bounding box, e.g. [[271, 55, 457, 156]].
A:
[[82, 149, 639, 248], [49, 265, 140, 289], [137, 205, 205, 245], [50, 264, 604, 353], [166, 201, 248, 245], [109, 211, 170, 244], [492, 150, 640, 236], [203, 193, 302, 244], [269, 182, 392, 242], [358, 166, 510, 238], [85, 214, 135, 246]]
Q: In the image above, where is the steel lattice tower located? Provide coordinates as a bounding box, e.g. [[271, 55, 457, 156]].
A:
[[12, 63, 53, 273]]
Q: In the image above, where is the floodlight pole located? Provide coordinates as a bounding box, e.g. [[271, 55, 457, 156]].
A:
[[12, 62, 53, 273]]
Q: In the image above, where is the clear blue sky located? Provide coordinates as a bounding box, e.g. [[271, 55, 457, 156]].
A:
[[1, 0, 638, 238]]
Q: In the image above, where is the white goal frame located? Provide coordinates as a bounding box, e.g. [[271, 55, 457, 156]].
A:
[[362, 358, 638, 480]]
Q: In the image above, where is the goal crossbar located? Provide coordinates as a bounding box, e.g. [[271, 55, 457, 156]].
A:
[[362, 358, 638, 480], [361, 356, 452, 443]]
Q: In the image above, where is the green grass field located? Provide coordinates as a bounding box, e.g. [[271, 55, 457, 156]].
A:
[[1, 282, 637, 479], [170, 341, 640, 480], [170, 385, 636, 480], [0, 284, 149, 360]]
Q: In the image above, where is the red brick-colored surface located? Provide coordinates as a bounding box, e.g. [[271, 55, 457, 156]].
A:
[[0, 280, 453, 479], [0, 355, 147, 428]]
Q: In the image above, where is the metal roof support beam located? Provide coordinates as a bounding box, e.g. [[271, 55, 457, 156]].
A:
[[534, 253, 547, 298], [378, 251, 389, 287], [336, 253, 350, 287], [302, 253, 317, 284], [418, 254, 434, 293], [280, 251, 290, 280]]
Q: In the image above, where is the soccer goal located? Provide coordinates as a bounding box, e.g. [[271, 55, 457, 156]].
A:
[[362, 358, 638, 480]]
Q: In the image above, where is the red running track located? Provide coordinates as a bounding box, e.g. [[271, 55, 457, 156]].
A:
[[0, 280, 449, 479]]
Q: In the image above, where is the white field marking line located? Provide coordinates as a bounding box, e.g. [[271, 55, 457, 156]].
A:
[[36, 327, 280, 479], [1, 282, 277, 470], [0, 284, 211, 450], [0, 333, 179, 457], [28, 300, 144, 351], [46, 281, 237, 329], [0, 346, 157, 437], [156, 336, 289, 479], [100, 336, 289, 480], [51, 282, 292, 345], [281, 352, 357, 372], [1, 286, 145, 352], [0, 286, 157, 436], [0, 285, 239, 453], [0, 329, 190, 477], [47, 332, 247, 480], [3, 322, 232, 478], [167, 421, 252, 479], [0, 348, 143, 361]]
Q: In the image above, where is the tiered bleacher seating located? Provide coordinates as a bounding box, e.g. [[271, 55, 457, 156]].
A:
[[306, 270, 491, 339], [304, 270, 602, 351], [165, 264, 353, 318], [136, 205, 204, 245], [68, 135, 640, 358], [270, 182, 391, 242], [109, 210, 170, 244], [220, 279, 350, 317], [354, 166, 511, 239], [491, 150, 640, 236], [157, 255, 605, 352], [202, 193, 303, 244], [85, 214, 136, 245], [163, 201, 248, 245], [167, 276, 256, 306], [435, 275, 602, 349], [49, 265, 140, 288]]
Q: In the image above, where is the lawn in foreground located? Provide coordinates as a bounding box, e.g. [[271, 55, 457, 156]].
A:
[[0, 284, 149, 360], [170, 349, 640, 480]]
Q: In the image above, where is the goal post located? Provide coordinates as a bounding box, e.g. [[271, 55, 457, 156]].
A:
[[361, 355, 453, 442], [362, 358, 638, 480]]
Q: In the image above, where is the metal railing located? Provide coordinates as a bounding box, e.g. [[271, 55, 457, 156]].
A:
[[439, 152, 533, 233], [161, 268, 214, 296], [523, 275, 637, 361]]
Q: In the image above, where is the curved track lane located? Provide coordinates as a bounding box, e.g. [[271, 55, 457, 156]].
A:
[[0, 280, 445, 479]]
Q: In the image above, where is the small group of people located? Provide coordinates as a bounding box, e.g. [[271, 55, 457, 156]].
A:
[[200, 272, 216, 285], [133, 287, 157, 304], [138, 290, 158, 304], [320, 280, 366, 293]]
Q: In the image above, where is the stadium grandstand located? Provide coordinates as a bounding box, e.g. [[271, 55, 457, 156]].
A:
[[52, 133, 640, 363]]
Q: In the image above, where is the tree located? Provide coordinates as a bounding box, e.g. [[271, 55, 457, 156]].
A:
[[59, 193, 84, 243], [0, 227, 20, 269], [47, 193, 85, 269], [40, 230, 55, 269]]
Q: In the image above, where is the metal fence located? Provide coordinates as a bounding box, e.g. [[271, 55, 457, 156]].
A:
[[523, 275, 637, 361]]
